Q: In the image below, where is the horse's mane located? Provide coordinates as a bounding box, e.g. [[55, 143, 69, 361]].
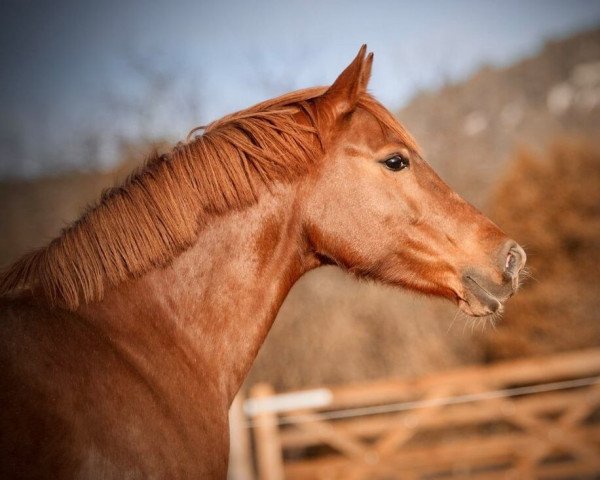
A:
[[0, 88, 417, 310]]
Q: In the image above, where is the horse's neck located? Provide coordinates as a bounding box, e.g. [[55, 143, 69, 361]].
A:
[[80, 185, 316, 405]]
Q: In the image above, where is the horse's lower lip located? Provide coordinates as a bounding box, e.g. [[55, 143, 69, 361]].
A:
[[458, 299, 499, 317], [461, 276, 503, 316]]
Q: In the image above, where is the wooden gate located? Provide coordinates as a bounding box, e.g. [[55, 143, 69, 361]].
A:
[[242, 349, 600, 479]]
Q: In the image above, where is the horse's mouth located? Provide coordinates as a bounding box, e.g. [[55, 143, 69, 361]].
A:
[[458, 276, 508, 317]]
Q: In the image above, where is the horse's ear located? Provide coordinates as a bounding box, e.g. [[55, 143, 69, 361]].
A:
[[320, 45, 373, 118]]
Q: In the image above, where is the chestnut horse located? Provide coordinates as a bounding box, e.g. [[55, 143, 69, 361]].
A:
[[0, 46, 525, 479]]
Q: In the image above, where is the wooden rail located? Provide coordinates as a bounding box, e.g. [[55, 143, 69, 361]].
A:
[[241, 349, 600, 479]]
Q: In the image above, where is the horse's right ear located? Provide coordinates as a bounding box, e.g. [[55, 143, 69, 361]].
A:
[[319, 45, 373, 119]]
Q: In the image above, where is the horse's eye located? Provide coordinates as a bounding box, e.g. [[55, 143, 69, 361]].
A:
[[382, 155, 409, 172]]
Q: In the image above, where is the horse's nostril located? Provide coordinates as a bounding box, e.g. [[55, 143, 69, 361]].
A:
[[504, 242, 526, 278], [505, 250, 521, 273], [505, 251, 516, 270]]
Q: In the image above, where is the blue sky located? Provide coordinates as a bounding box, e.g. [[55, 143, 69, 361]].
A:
[[1, 0, 599, 177]]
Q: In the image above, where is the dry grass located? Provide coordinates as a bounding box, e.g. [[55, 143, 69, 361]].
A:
[[246, 267, 484, 391]]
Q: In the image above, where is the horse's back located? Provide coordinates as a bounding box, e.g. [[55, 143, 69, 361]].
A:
[[0, 295, 227, 479]]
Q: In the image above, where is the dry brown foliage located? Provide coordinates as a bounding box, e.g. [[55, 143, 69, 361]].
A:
[[483, 139, 600, 358]]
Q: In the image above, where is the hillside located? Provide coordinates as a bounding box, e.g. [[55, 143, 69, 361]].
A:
[[398, 27, 600, 209]]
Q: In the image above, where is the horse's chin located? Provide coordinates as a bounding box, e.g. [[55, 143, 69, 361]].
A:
[[455, 271, 516, 317], [457, 298, 503, 317]]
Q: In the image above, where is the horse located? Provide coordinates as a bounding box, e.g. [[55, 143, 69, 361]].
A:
[[0, 46, 526, 479]]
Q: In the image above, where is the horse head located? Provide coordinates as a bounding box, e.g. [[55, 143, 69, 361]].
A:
[[302, 46, 526, 317]]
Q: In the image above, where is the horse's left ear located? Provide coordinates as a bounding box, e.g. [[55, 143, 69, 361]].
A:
[[320, 45, 374, 118]]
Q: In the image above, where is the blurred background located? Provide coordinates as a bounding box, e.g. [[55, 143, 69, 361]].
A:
[[1, 1, 600, 478]]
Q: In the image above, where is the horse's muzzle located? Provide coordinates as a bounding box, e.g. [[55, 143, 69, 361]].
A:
[[459, 240, 527, 317]]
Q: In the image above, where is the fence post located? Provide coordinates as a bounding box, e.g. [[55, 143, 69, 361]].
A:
[[250, 383, 285, 480], [228, 391, 255, 480]]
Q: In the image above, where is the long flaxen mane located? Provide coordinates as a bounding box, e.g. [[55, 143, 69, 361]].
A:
[[0, 88, 417, 310]]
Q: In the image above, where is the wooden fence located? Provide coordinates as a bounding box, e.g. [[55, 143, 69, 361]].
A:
[[230, 349, 600, 479]]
